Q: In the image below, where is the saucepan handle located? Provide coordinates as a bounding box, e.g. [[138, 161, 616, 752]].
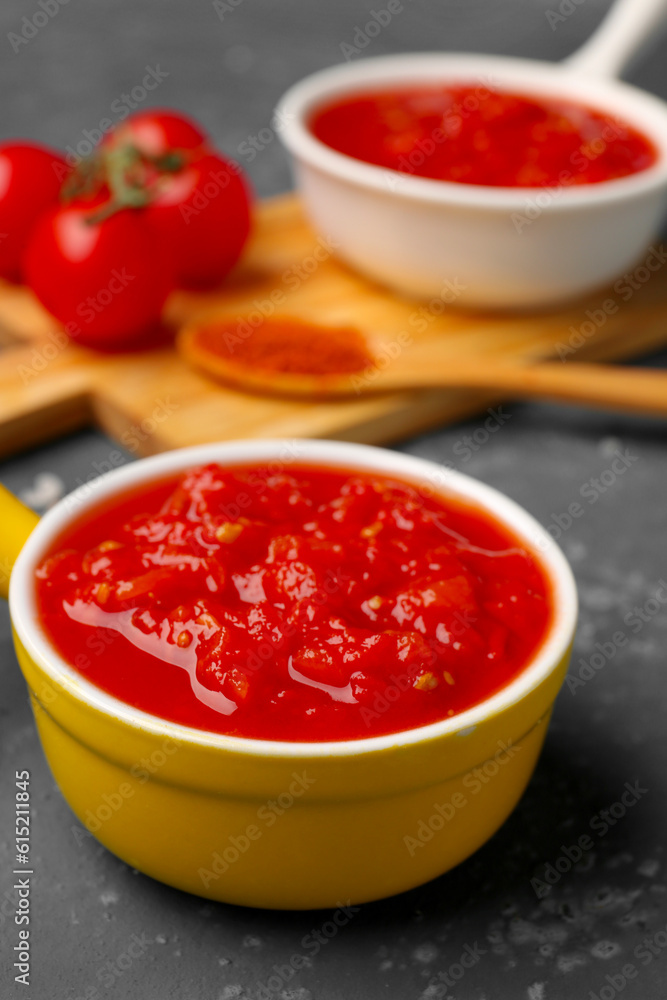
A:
[[564, 0, 667, 78], [0, 484, 39, 600]]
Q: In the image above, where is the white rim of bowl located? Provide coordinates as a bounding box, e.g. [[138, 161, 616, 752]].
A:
[[276, 52, 667, 210], [10, 439, 578, 758]]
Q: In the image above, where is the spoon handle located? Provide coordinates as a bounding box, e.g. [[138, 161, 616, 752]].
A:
[[564, 0, 667, 78], [379, 360, 667, 417]]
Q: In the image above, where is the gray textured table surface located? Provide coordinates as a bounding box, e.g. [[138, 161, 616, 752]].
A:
[[1, 2, 667, 999]]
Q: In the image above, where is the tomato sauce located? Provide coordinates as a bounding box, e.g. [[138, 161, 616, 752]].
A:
[[310, 85, 657, 187], [36, 463, 551, 741]]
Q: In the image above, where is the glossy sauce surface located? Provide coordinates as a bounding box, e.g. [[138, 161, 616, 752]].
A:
[[310, 85, 657, 187], [36, 463, 552, 741]]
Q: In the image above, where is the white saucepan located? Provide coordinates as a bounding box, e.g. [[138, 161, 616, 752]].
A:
[[277, 0, 667, 308]]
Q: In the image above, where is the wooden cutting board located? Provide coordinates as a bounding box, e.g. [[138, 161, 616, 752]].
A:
[[1, 193, 667, 461]]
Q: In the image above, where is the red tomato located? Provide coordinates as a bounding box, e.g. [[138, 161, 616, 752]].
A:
[[0, 142, 68, 283], [145, 151, 252, 289], [106, 109, 209, 157], [24, 200, 174, 350]]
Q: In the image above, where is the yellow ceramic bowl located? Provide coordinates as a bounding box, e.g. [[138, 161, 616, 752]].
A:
[[1, 440, 577, 909]]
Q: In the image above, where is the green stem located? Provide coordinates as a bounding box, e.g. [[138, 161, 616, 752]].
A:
[[60, 144, 191, 225]]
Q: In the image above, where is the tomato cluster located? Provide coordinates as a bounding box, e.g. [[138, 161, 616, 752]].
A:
[[0, 110, 252, 349]]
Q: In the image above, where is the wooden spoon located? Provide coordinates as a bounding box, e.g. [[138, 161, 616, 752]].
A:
[[179, 319, 667, 417]]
